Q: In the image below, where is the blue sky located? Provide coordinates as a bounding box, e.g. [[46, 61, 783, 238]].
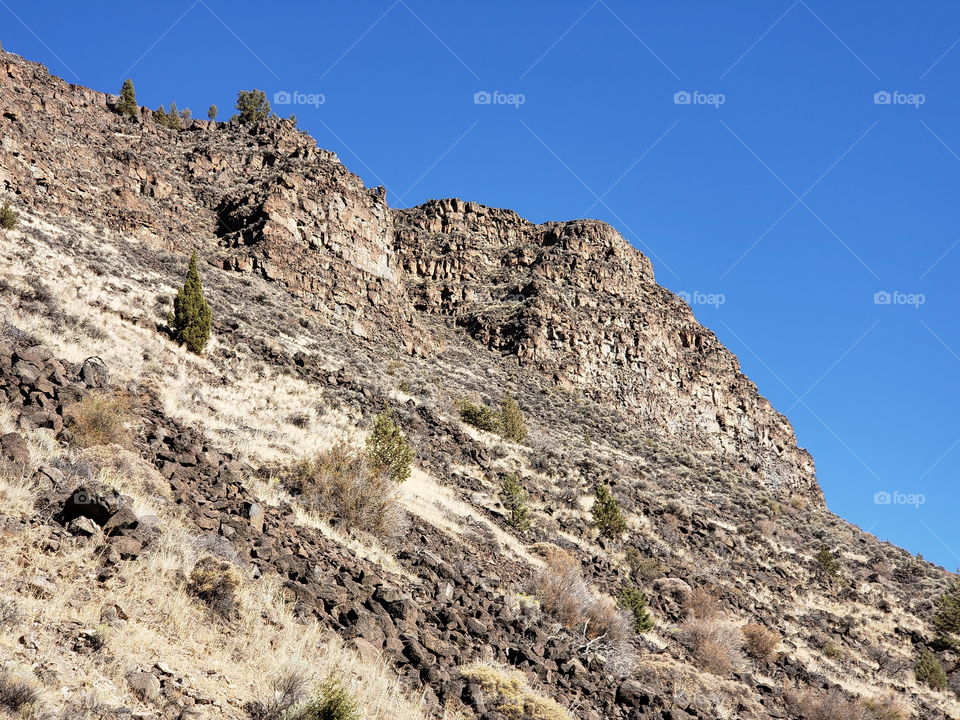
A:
[[3, 1, 959, 568]]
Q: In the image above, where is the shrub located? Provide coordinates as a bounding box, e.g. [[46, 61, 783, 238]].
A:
[[0, 202, 18, 231], [682, 588, 722, 620], [294, 680, 361, 720], [534, 548, 631, 642], [591, 484, 626, 538], [499, 474, 531, 531], [365, 408, 414, 483], [169, 251, 212, 354], [66, 392, 133, 448], [783, 688, 867, 720], [915, 648, 947, 690], [117, 78, 137, 117], [863, 694, 909, 720], [245, 669, 309, 720], [679, 618, 742, 676], [815, 547, 842, 579], [285, 443, 405, 542], [617, 584, 653, 632], [741, 622, 779, 662], [208, 105, 218, 121], [457, 398, 500, 433], [500, 392, 527, 443], [0, 669, 39, 714], [187, 556, 242, 619], [460, 662, 573, 720], [624, 548, 663, 583], [236, 89, 271, 124]]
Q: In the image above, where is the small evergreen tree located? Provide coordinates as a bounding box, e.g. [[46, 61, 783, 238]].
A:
[[500, 392, 528, 443], [617, 584, 654, 632], [457, 398, 500, 433], [499, 474, 531, 532], [815, 547, 842, 579], [235, 89, 271, 124], [117, 78, 138, 117], [0, 202, 18, 231], [915, 648, 947, 690], [169, 251, 212, 354], [366, 408, 414, 483], [153, 105, 169, 127], [934, 579, 960, 637], [592, 484, 626, 538], [207, 104, 218, 121], [167, 101, 183, 130]]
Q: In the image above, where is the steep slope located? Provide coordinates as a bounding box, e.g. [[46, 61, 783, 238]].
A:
[[0, 49, 957, 720]]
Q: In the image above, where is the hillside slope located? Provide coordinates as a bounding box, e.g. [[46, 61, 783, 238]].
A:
[[0, 50, 956, 720]]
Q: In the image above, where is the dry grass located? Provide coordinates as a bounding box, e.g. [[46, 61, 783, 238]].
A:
[[741, 622, 780, 662], [460, 661, 572, 720], [783, 688, 867, 720], [64, 392, 134, 449], [682, 587, 722, 620]]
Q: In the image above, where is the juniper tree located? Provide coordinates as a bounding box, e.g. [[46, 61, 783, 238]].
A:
[[915, 648, 947, 690], [500, 392, 528, 443], [934, 579, 960, 637], [617, 584, 654, 632], [592, 484, 626, 538], [0, 202, 17, 231], [366, 408, 414, 483], [207, 105, 218, 121], [235, 89, 271, 124], [117, 78, 138, 117], [499, 474, 531, 531], [167, 101, 182, 130], [169, 251, 212, 354]]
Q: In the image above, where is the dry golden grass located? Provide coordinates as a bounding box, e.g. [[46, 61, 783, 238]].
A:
[[460, 661, 572, 720], [64, 392, 135, 449]]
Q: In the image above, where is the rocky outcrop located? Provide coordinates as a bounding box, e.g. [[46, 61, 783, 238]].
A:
[[394, 199, 819, 500]]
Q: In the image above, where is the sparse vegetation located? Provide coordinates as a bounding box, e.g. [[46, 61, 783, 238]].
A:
[[460, 662, 573, 720], [680, 617, 742, 676], [284, 443, 405, 542], [682, 588, 721, 620], [815, 547, 842, 579], [741, 622, 779, 662], [457, 397, 500, 433], [65, 392, 133, 448], [915, 648, 947, 690], [591, 484, 626, 538], [499, 473, 531, 531], [187, 556, 242, 619], [365, 408, 414, 483], [0, 202, 18, 231], [0, 669, 39, 714], [236, 89, 271, 124], [117, 78, 137, 117], [624, 548, 663, 583], [169, 251, 212, 354], [617, 584, 653, 632]]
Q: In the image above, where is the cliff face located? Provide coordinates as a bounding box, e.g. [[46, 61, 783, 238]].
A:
[[0, 50, 818, 502], [394, 199, 818, 499]]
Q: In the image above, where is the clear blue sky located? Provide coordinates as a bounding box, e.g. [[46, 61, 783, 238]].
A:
[[4, 1, 959, 569]]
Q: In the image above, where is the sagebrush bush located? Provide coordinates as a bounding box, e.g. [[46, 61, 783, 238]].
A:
[[680, 618, 742, 676], [66, 392, 133, 448], [741, 622, 779, 662], [169, 251, 212, 354], [682, 587, 722, 620], [457, 398, 500, 433], [625, 548, 663, 583], [366, 409, 414, 483], [617, 584, 653, 632], [499, 474, 531, 531], [285, 443, 405, 542], [591, 484, 626, 538], [187, 555, 242, 619], [783, 688, 868, 720], [535, 548, 631, 642], [0, 202, 18, 231], [915, 648, 947, 690]]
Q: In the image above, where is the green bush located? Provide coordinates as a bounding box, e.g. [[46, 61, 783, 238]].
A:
[[208, 104, 218, 121], [366, 408, 414, 483], [169, 251, 212, 354], [500, 392, 527, 443], [915, 648, 947, 690], [499, 474, 531, 532], [815, 547, 841, 579], [457, 398, 500, 433], [235, 89, 271, 124], [295, 681, 361, 720], [0, 202, 18, 231], [625, 548, 663, 583], [117, 78, 138, 117], [592, 484, 626, 538], [617, 584, 653, 632], [933, 579, 960, 637]]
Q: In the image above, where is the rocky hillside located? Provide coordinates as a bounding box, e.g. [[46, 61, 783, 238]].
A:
[[0, 49, 956, 720]]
